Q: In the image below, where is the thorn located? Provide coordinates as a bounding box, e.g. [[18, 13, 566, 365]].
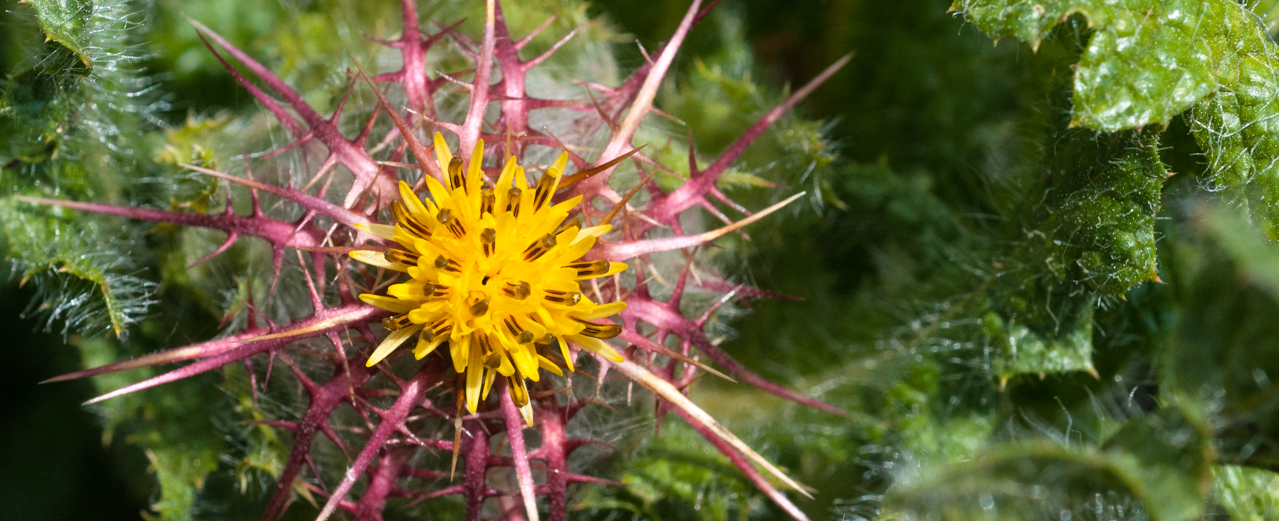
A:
[[604, 191, 807, 260], [614, 358, 813, 498], [451, 374, 464, 481], [514, 15, 558, 50], [635, 39, 653, 64], [559, 145, 646, 188], [598, 170, 657, 226]]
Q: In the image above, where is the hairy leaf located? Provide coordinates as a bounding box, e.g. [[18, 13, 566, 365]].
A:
[[23, 0, 94, 66], [1189, 51, 1279, 240], [953, 0, 1257, 132], [983, 127, 1165, 379]]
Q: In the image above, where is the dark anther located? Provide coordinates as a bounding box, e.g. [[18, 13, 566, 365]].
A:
[[481, 228, 496, 257], [566, 259, 610, 278], [507, 187, 522, 217], [534, 172, 557, 210], [382, 313, 414, 331], [480, 187, 495, 215], [448, 157, 466, 192], [503, 281, 531, 300], [385, 249, 421, 266], [437, 208, 466, 238], [434, 255, 462, 273], [543, 289, 581, 306], [573, 317, 621, 339], [469, 298, 490, 317], [523, 233, 557, 261], [392, 201, 433, 238]]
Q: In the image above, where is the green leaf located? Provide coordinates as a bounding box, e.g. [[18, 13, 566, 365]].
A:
[[0, 198, 154, 337], [953, 0, 1258, 131], [1037, 127, 1166, 296], [1211, 466, 1279, 519], [886, 405, 1210, 521], [981, 304, 1094, 380], [576, 422, 767, 521], [1189, 51, 1279, 240], [982, 127, 1165, 379], [958, 0, 1279, 238], [1163, 206, 1279, 470], [78, 337, 228, 521], [2, 0, 157, 337], [22, 0, 94, 66], [0, 41, 88, 168]]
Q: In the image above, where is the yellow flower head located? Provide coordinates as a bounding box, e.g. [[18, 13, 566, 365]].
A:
[[351, 133, 627, 424]]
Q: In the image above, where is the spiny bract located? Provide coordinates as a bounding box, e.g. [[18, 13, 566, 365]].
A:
[[23, 0, 851, 519]]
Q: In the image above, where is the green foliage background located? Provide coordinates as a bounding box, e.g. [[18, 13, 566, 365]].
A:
[[8, 0, 1279, 519]]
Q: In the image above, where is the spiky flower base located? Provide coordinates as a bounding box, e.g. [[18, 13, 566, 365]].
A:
[[28, 1, 849, 519]]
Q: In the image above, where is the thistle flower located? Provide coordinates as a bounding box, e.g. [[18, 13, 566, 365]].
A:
[[23, 1, 852, 519], [351, 134, 628, 424]]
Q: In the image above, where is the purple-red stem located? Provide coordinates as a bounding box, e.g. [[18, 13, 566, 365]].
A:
[[463, 420, 491, 521], [316, 360, 444, 521], [354, 450, 407, 521], [264, 360, 373, 520], [500, 387, 540, 521], [538, 406, 570, 521]]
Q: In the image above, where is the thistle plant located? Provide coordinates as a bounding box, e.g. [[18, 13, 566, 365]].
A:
[[13, 0, 847, 519]]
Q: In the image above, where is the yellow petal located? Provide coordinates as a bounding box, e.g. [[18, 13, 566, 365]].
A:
[[398, 181, 432, 223], [515, 165, 529, 190], [425, 175, 452, 214], [571, 301, 627, 320], [557, 337, 574, 372], [496, 157, 517, 191], [467, 139, 485, 194], [570, 334, 623, 362], [513, 314, 548, 338], [466, 340, 483, 413], [433, 132, 453, 174], [549, 151, 569, 177], [482, 368, 498, 400], [602, 262, 629, 278], [414, 334, 444, 359], [490, 335, 518, 377], [512, 377, 535, 426], [509, 347, 540, 382], [519, 402, 534, 427], [575, 224, 612, 242], [537, 355, 564, 376], [349, 250, 408, 272], [392, 228, 423, 249], [359, 294, 416, 313], [549, 195, 583, 214], [408, 307, 443, 323], [354, 222, 397, 241], [558, 236, 596, 264], [366, 324, 423, 367], [450, 333, 470, 374]]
